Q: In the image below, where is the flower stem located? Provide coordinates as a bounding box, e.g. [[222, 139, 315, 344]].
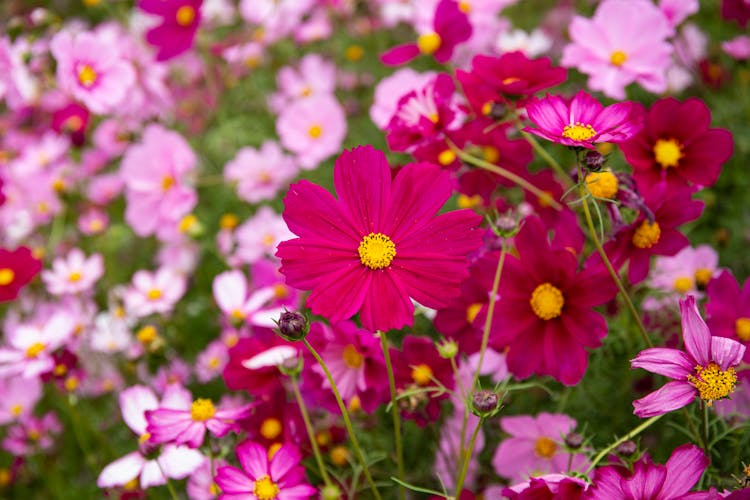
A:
[[453, 417, 484, 498], [701, 402, 711, 454], [290, 374, 333, 487], [379, 330, 406, 500], [157, 460, 180, 500], [302, 338, 382, 500], [518, 130, 574, 188], [584, 414, 663, 474]]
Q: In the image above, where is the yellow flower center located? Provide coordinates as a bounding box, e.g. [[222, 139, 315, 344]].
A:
[[345, 44, 364, 62], [437, 149, 456, 166], [417, 32, 442, 55], [501, 77, 521, 85], [316, 430, 332, 447], [694, 268, 712, 287], [687, 362, 737, 406], [230, 308, 246, 320], [466, 302, 482, 324], [253, 475, 280, 500], [610, 50, 627, 67], [653, 138, 683, 169], [175, 5, 196, 26], [534, 437, 557, 458], [27, 429, 41, 441], [273, 283, 289, 299], [457, 194, 482, 209], [330, 445, 350, 466], [260, 418, 282, 440], [162, 175, 175, 191], [178, 214, 198, 233], [348, 395, 361, 412], [190, 398, 216, 421], [137, 325, 158, 344], [342, 344, 363, 369], [411, 364, 434, 386], [77, 64, 97, 87], [268, 443, 282, 460], [147, 288, 163, 300], [208, 357, 220, 369], [735, 317, 750, 342], [585, 171, 618, 199], [68, 271, 82, 283], [632, 220, 661, 249], [358, 232, 396, 270], [673, 277, 693, 294], [209, 483, 221, 495], [481, 101, 493, 116], [65, 375, 79, 391], [11, 404, 23, 417], [139, 432, 151, 444], [220, 213, 239, 230], [0, 268, 14, 286], [482, 146, 500, 164], [25, 342, 46, 358], [530, 283, 564, 320], [562, 123, 597, 142], [308, 124, 322, 138], [53, 363, 68, 376], [458, 1, 471, 13]]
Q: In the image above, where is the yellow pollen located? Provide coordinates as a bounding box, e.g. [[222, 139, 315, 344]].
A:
[[458, 1, 471, 13], [537, 191, 555, 208], [358, 232, 396, 270], [27, 429, 41, 441], [68, 271, 82, 283], [220, 213, 239, 230], [260, 418, 282, 440], [37, 202, 49, 214], [26, 342, 45, 359], [245, 56, 261, 68], [268, 442, 282, 460], [300, 86, 312, 97], [417, 32, 442, 55], [653, 138, 683, 169], [262, 234, 275, 246], [11, 404, 23, 417], [411, 364, 433, 386], [610, 50, 627, 67], [64, 116, 83, 132], [64, 375, 79, 391], [253, 475, 280, 500], [481, 101, 493, 116], [224, 333, 239, 347], [0, 268, 14, 286], [175, 5, 196, 26], [137, 325, 158, 344], [482, 146, 500, 164], [457, 194, 482, 209], [673, 277, 693, 294], [53, 363, 68, 376], [308, 124, 323, 138], [501, 77, 521, 85], [466, 302, 482, 324], [530, 283, 565, 320], [230, 308, 246, 321], [139, 432, 151, 444], [585, 171, 618, 199], [257, 171, 272, 184], [209, 483, 221, 495], [694, 268, 712, 287], [347, 395, 361, 412], [437, 149, 456, 166], [114, 306, 126, 318], [77, 64, 97, 87], [428, 113, 440, 124], [345, 44, 364, 61], [162, 176, 175, 191], [273, 283, 289, 299], [83, 0, 101, 6], [208, 357, 220, 369], [735, 317, 750, 341], [252, 28, 265, 42], [687, 362, 737, 406], [146, 288, 163, 301], [632, 220, 661, 249], [178, 214, 198, 233], [562, 123, 597, 142], [330, 445, 350, 466], [52, 178, 66, 192], [0, 469, 10, 486], [190, 398, 216, 421], [342, 344, 364, 369], [316, 430, 332, 447], [534, 437, 557, 458]]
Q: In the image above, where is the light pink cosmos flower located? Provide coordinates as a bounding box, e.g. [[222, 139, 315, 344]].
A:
[[0, 36, 38, 109], [0, 375, 42, 425], [722, 35, 750, 60], [0, 312, 75, 378], [78, 208, 109, 236], [120, 124, 197, 239], [42, 248, 104, 296], [238, 0, 314, 44], [224, 141, 298, 204], [212, 270, 285, 327], [195, 340, 229, 383], [276, 93, 347, 170], [269, 53, 336, 113], [2, 412, 62, 456], [124, 267, 187, 318], [561, 0, 673, 100], [631, 296, 747, 417], [97, 385, 204, 490], [234, 206, 294, 264], [492, 412, 589, 483], [370, 69, 436, 130], [50, 29, 136, 114], [647, 245, 719, 302], [659, 0, 700, 28], [187, 457, 227, 500]]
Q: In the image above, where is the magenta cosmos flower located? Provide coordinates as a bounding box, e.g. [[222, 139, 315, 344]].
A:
[[524, 90, 644, 149], [706, 270, 750, 363], [139, 0, 202, 61], [276, 145, 483, 332], [631, 296, 746, 417], [214, 440, 316, 500], [0, 247, 41, 303]]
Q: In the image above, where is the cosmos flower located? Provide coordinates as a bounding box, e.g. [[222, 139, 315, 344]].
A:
[[0, 247, 42, 303], [42, 248, 104, 296], [706, 270, 750, 363], [139, 0, 202, 61]]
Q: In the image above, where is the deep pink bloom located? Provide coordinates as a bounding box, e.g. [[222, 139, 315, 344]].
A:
[[631, 296, 746, 417], [223, 337, 299, 396], [504, 474, 587, 499], [0, 247, 42, 302], [706, 270, 750, 363], [381, 0, 472, 66], [620, 98, 733, 191], [276, 145, 483, 332], [214, 440, 316, 500], [524, 90, 644, 149], [722, 0, 750, 27], [139, 0, 202, 61], [587, 444, 709, 499]]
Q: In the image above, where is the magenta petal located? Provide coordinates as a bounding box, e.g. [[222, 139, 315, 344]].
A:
[[710, 336, 746, 370], [381, 43, 420, 65], [623, 462, 668, 499], [215, 465, 253, 494], [276, 239, 357, 290], [282, 180, 359, 242], [633, 381, 696, 418], [396, 209, 483, 257], [679, 295, 712, 366], [359, 270, 414, 332], [661, 444, 708, 498], [236, 441, 268, 480], [630, 347, 694, 379], [306, 265, 370, 325], [333, 146, 390, 233], [391, 255, 469, 309], [269, 444, 302, 481]]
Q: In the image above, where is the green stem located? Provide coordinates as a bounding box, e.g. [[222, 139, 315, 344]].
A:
[[701, 402, 711, 454], [64, 396, 98, 473], [585, 414, 663, 474], [303, 339, 382, 500], [681, 407, 702, 447], [453, 417, 484, 499], [290, 374, 333, 487], [379, 331, 406, 500], [519, 130, 574, 188], [157, 460, 180, 500]]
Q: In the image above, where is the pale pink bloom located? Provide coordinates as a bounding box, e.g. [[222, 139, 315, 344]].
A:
[[234, 206, 294, 264], [224, 141, 298, 203], [2, 412, 61, 456], [293, 8, 332, 44], [647, 245, 719, 302], [92, 118, 134, 159], [723, 35, 750, 60], [42, 248, 104, 296], [269, 53, 336, 113], [156, 241, 201, 276], [50, 29, 136, 114], [659, 0, 699, 28], [195, 340, 229, 383], [13, 132, 68, 174], [152, 360, 192, 393], [561, 0, 673, 99], [238, 0, 314, 44], [0, 36, 39, 109], [87, 173, 124, 205], [89, 312, 133, 354], [77, 208, 109, 235], [0, 312, 75, 378], [276, 94, 347, 170], [495, 28, 552, 58], [212, 270, 285, 327], [221, 42, 264, 76], [0, 375, 42, 425], [370, 68, 436, 129], [186, 458, 226, 500], [120, 124, 197, 239], [124, 267, 187, 317]]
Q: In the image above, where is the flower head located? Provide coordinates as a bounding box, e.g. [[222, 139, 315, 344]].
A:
[[139, 0, 202, 61], [0, 247, 41, 303]]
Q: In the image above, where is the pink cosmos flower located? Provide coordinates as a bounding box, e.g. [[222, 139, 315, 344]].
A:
[[503, 474, 587, 499], [78, 208, 109, 236], [381, 0, 472, 66], [269, 53, 336, 113], [631, 296, 746, 417], [647, 245, 719, 300], [722, 35, 750, 60], [195, 340, 229, 383], [214, 440, 316, 500], [276, 93, 347, 170], [492, 413, 588, 483], [276, 145, 483, 332], [524, 90, 644, 149], [139, 0, 202, 61], [0, 375, 42, 425], [0, 36, 38, 110], [212, 270, 284, 327], [561, 0, 673, 100], [224, 141, 298, 204], [223, 337, 299, 396], [187, 458, 226, 500], [659, 0, 700, 28], [2, 412, 62, 456], [124, 267, 187, 318], [0, 246, 42, 302], [706, 270, 750, 363], [587, 444, 709, 500], [370, 69, 436, 129], [0, 312, 75, 378], [42, 248, 104, 296], [234, 207, 294, 264], [50, 30, 136, 114]]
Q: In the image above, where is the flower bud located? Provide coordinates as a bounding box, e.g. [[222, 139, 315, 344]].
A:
[[616, 440, 637, 457], [436, 338, 458, 359], [565, 432, 584, 449], [584, 150, 606, 172], [275, 310, 309, 341], [321, 484, 343, 500], [471, 389, 501, 417]]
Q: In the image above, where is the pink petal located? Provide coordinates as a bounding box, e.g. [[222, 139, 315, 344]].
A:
[[119, 385, 158, 435], [358, 270, 414, 332], [633, 381, 696, 418], [710, 336, 746, 371], [333, 146, 390, 233], [680, 295, 711, 366], [97, 452, 144, 488], [215, 465, 253, 494], [236, 440, 269, 480], [381, 43, 420, 66], [630, 347, 694, 379], [269, 444, 303, 481], [661, 444, 708, 498], [282, 180, 359, 242]]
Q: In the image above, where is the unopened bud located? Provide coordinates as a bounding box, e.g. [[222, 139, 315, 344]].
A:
[[321, 484, 343, 500], [616, 440, 637, 457], [584, 150, 606, 172], [471, 389, 500, 417], [565, 432, 584, 449], [275, 310, 309, 341], [436, 338, 458, 359]]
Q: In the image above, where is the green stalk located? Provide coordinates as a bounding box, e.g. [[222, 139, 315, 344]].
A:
[[453, 418, 484, 499], [290, 375, 333, 487], [379, 331, 406, 500]]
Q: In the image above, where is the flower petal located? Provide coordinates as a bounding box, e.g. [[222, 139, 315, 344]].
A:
[[680, 295, 711, 366], [661, 444, 708, 498], [633, 381, 696, 418], [334, 145, 390, 234], [710, 336, 746, 371], [630, 347, 694, 379]]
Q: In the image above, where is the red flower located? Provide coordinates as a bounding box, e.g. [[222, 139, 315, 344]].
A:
[[0, 247, 42, 303], [139, 0, 202, 61]]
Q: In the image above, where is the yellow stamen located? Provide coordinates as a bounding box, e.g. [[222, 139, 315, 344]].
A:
[[342, 344, 363, 369], [632, 220, 661, 249], [585, 171, 618, 199], [0, 268, 14, 286], [268, 443, 282, 460], [458, 1, 471, 13], [673, 277, 693, 294], [735, 317, 750, 342], [347, 395, 361, 412], [64, 375, 79, 391], [345, 44, 364, 61], [358, 232, 396, 270], [308, 124, 322, 138], [653, 138, 683, 169], [77, 64, 97, 87], [26, 342, 45, 359], [437, 149, 456, 166], [162, 176, 175, 191], [175, 5, 196, 26], [53, 363, 68, 377], [457, 194, 482, 209], [610, 50, 627, 67], [330, 445, 350, 466], [10, 404, 23, 417], [136, 325, 158, 344], [694, 268, 712, 287], [530, 283, 564, 320], [411, 364, 433, 386], [562, 123, 597, 142], [220, 213, 239, 230], [482, 146, 500, 164], [139, 432, 151, 444], [68, 271, 82, 283], [687, 362, 737, 406], [534, 437, 557, 458], [190, 398, 216, 421], [466, 303, 482, 324], [260, 418, 282, 440], [146, 288, 163, 301], [253, 475, 280, 500], [417, 32, 441, 55]]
